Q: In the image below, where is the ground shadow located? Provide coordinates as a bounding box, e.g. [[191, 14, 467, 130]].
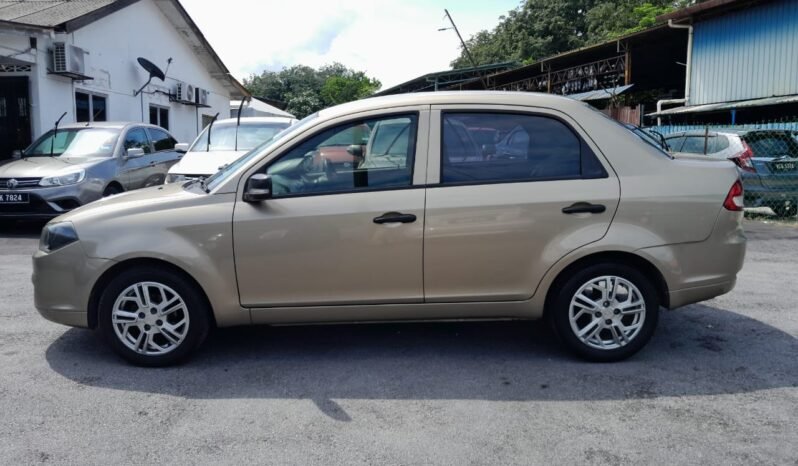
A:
[[46, 304, 797, 409], [0, 220, 46, 239]]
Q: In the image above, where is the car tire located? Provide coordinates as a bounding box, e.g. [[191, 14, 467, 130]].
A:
[[550, 263, 659, 362], [102, 184, 123, 197], [97, 266, 210, 367], [772, 203, 797, 219]]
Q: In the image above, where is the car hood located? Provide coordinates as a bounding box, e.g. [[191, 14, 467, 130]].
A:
[[56, 181, 195, 225], [169, 150, 247, 176], [0, 156, 101, 178]]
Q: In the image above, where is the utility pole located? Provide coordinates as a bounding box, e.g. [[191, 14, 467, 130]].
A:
[[442, 9, 488, 90]]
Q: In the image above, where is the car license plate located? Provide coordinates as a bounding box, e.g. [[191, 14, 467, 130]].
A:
[[772, 161, 797, 172], [0, 193, 29, 204]]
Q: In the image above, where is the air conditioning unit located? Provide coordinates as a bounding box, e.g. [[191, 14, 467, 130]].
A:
[[197, 88, 209, 106], [174, 82, 196, 103], [51, 42, 87, 77]]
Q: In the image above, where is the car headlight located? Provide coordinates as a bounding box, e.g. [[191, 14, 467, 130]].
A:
[[39, 222, 79, 252], [39, 169, 86, 187], [165, 173, 187, 184]]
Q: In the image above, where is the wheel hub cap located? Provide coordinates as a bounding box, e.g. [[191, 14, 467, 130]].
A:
[[568, 275, 646, 350], [111, 282, 190, 356]]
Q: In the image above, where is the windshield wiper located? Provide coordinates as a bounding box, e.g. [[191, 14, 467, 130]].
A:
[[199, 178, 210, 193], [50, 112, 68, 157]]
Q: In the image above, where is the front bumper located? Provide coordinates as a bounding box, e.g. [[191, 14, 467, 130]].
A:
[[0, 183, 99, 219], [32, 241, 113, 328]]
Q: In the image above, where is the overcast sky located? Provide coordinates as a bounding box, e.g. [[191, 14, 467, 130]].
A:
[[180, 0, 520, 90]]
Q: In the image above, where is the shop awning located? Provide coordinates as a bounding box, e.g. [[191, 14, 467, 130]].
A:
[[648, 94, 798, 116], [565, 84, 634, 101]]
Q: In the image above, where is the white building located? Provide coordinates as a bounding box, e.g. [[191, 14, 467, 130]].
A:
[[0, 0, 248, 160]]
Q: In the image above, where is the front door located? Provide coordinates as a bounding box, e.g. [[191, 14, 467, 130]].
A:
[[233, 111, 428, 308], [120, 127, 155, 189], [0, 77, 31, 161], [423, 106, 620, 303]]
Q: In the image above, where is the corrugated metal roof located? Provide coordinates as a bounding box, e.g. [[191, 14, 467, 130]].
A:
[[689, 0, 798, 106], [566, 84, 634, 101], [647, 94, 798, 116], [0, 0, 116, 27]]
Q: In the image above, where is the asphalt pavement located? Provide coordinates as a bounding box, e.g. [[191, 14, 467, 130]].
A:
[[0, 219, 796, 465]]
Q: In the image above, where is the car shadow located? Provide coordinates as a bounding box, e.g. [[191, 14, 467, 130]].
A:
[[45, 303, 797, 416], [0, 219, 46, 239]]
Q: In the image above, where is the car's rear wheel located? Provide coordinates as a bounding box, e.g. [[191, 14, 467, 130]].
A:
[[550, 263, 659, 362], [97, 266, 210, 366]]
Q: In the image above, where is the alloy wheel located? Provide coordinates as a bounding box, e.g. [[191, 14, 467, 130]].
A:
[[111, 281, 190, 356], [568, 275, 646, 350]]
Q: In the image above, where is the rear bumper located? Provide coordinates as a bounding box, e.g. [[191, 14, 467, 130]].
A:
[[637, 210, 746, 309], [668, 279, 736, 309]]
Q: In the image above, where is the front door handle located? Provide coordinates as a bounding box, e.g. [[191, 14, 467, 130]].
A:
[[562, 202, 606, 214], [373, 212, 417, 224]]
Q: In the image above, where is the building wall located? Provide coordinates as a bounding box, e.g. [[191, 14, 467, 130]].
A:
[[12, 0, 231, 144], [690, 0, 798, 106]]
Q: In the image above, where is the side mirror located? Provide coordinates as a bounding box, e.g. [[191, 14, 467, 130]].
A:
[[346, 144, 363, 157], [174, 143, 189, 154], [125, 147, 145, 159], [243, 173, 272, 202], [11, 150, 23, 159]]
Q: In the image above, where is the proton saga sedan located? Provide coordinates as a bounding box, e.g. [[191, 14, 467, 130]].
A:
[[32, 92, 746, 366], [0, 122, 182, 219]]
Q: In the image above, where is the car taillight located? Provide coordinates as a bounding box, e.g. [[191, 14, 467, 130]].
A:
[[729, 141, 755, 173], [723, 179, 744, 211]]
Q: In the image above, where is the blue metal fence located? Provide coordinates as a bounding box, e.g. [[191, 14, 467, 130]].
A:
[[647, 120, 798, 135]]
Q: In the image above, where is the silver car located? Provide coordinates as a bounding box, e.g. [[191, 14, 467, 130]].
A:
[[0, 122, 182, 219]]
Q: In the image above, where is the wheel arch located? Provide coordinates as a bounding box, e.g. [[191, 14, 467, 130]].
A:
[[87, 257, 217, 329], [543, 251, 670, 319], [103, 180, 124, 195]]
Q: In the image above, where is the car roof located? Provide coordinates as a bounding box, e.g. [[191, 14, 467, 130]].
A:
[[315, 91, 592, 121], [213, 117, 297, 126], [57, 121, 171, 132]]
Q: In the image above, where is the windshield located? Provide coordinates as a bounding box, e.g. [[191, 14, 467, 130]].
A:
[[25, 128, 119, 157], [190, 122, 291, 152], [204, 113, 320, 191]]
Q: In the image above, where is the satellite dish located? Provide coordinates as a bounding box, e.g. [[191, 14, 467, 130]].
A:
[[137, 57, 165, 81], [133, 57, 169, 96]]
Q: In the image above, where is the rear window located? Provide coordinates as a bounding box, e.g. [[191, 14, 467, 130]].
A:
[[678, 135, 730, 155], [744, 133, 798, 158], [441, 112, 606, 184]]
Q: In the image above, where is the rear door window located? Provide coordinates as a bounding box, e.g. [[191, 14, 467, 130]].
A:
[[441, 112, 605, 184], [744, 133, 798, 158], [148, 127, 177, 152]]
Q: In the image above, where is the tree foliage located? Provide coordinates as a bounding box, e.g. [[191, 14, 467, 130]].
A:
[[243, 63, 381, 118], [451, 0, 696, 68]]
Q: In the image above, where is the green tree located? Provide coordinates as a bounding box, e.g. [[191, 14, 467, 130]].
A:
[[451, 0, 698, 68], [243, 63, 381, 118]]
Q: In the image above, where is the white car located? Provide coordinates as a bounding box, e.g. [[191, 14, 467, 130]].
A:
[[166, 117, 296, 183]]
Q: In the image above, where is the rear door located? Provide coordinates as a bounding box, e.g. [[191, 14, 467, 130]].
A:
[[423, 105, 620, 303]]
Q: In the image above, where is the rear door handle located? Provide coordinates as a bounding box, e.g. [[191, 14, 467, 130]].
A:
[[562, 202, 606, 214], [373, 212, 417, 224]]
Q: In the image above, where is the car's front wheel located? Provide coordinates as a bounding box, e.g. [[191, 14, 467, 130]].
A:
[[550, 263, 659, 362], [97, 266, 210, 366]]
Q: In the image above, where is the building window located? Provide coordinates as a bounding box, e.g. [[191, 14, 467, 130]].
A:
[[149, 105, 169, 130], [75, 91, 107, 122]]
